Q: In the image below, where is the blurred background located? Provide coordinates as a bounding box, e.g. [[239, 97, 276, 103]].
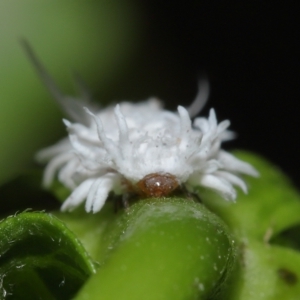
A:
[[1, 1, 299, 188]]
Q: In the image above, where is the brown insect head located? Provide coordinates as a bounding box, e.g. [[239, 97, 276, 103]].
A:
[[137, 173, 179, 197]]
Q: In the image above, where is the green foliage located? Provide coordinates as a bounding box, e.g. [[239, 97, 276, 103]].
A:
[[0, 212, 95, 299], [225, 239, 300, 300], [198, 151, 300, 240], [198, 151, 300, 299]]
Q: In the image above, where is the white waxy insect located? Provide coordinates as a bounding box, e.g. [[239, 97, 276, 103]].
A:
[[22, 40, 258, 213]]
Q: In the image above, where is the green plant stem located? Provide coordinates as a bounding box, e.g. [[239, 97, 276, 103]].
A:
[[75, 197, 235, 300]]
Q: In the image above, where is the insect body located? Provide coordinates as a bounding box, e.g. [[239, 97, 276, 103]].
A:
[[137, 173, 179, 197], [23, 40, 259, 213]]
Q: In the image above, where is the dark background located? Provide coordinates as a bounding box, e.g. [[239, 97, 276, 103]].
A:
[[105, 1, 300, 188]]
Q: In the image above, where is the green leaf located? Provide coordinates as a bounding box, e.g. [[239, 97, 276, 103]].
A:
[[0, 212, 96, 299], [199, 151, 300, 299], [75, 197, 236, 300], [224, 238, 300, 300], [198, 151, 300, 240]]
